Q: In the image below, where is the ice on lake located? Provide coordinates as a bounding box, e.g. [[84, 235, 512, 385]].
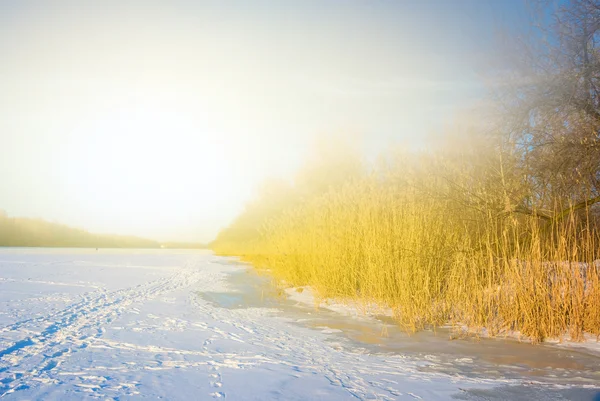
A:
[[0, 248, 599, 400]]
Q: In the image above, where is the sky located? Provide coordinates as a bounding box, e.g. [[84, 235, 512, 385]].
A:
[[0, 0, 528, 242]]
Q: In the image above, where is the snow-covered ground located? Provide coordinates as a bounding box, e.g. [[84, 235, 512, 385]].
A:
[[0, 249, 598, 400]]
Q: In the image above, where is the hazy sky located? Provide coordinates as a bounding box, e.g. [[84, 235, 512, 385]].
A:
[[0, 0, 527, 242]]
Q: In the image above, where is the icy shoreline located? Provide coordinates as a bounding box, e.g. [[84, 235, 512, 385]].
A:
[[285, 285, 600, 356]]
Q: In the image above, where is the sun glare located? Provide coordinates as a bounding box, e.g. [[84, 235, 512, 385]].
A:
[[1, 1, 483, 241], [57, 101, 245, 238]]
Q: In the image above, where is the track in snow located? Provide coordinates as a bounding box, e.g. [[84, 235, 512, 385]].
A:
[[0, 261, 203, 398]]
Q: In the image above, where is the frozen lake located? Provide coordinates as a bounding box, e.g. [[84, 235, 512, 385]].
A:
[[0, 248, 598, 400]]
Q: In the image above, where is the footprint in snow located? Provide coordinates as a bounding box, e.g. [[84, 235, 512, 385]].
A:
[[210, 372, 222, 389]]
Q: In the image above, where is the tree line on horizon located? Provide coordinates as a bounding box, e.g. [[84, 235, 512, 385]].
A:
[[0, 210, 207, 249]]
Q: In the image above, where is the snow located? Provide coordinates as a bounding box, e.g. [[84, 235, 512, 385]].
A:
[[0, 249, 598, 400], [545, 333, 600, 356], [285, 287, 395, 319]]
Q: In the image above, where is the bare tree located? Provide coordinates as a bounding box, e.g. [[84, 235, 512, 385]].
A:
[[496, 0, 600, 220]]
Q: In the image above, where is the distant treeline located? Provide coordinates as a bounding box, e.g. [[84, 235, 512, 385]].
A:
[[0, 211, 206, 249], [160, 242, 208, 249]]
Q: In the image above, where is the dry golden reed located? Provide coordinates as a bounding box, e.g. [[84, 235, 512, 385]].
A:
[[213, 141, 600, 343]]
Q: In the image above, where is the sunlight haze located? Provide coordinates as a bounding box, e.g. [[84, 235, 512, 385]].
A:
[[0, 1, 524, 242]]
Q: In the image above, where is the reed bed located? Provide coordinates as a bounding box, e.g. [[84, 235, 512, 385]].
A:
[[213, 148, 600, 343]]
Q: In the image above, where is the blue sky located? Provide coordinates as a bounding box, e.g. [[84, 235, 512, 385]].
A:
[[0, 0, 531, 241]]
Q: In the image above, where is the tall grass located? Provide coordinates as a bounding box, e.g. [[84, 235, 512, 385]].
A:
[[213, 141, 600, 343]]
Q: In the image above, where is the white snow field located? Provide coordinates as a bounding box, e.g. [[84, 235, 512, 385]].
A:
[[0, 249, 599, 400]]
